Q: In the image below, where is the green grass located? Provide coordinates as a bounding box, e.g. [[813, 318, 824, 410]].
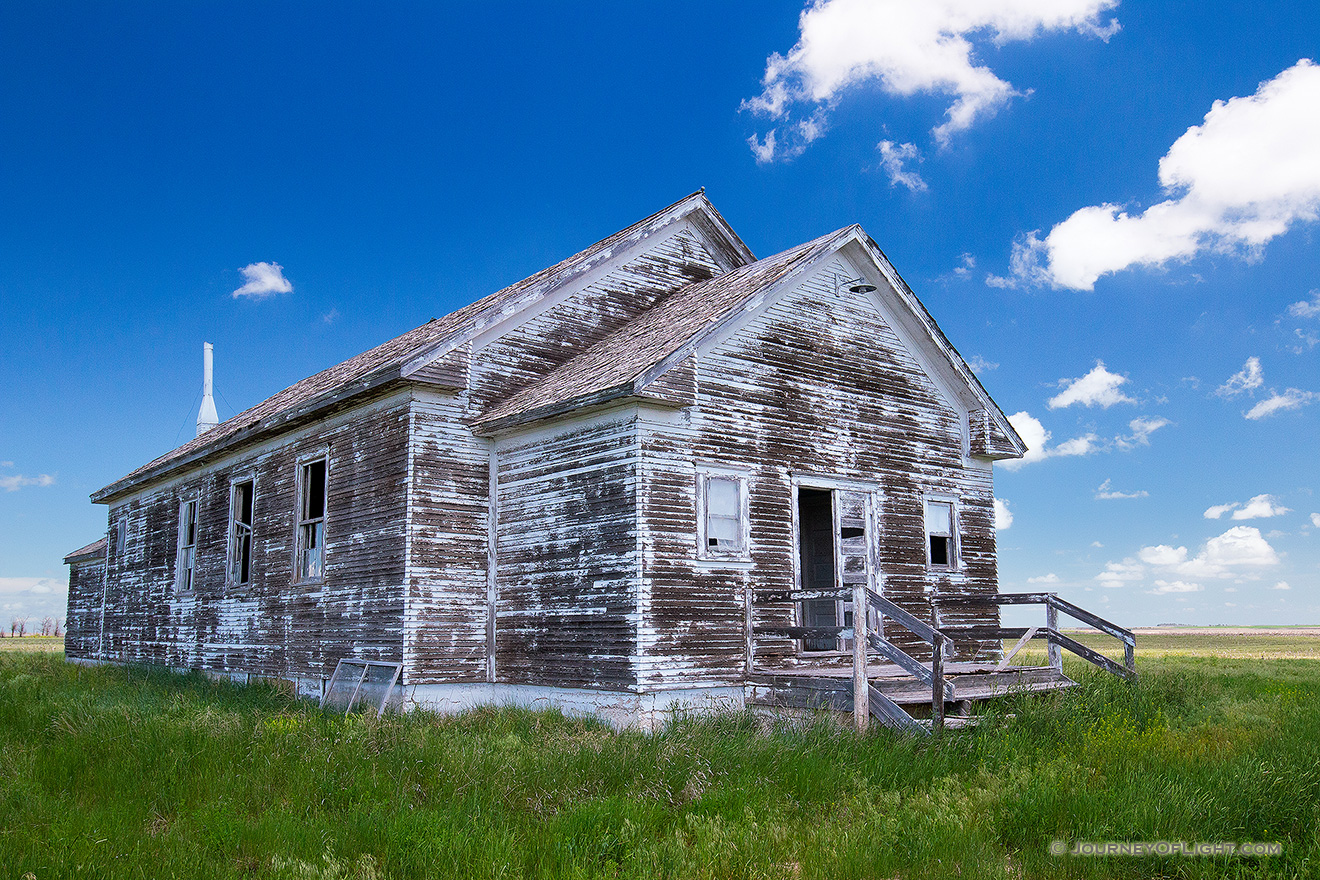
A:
[[3, 647, 1318, 878]]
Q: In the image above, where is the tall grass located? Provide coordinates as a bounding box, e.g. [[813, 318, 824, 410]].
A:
[[2, 653, 1317, 879]]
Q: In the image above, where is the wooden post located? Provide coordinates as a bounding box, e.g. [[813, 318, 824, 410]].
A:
[[1124, 638, 1136, 677], [931, 632, 945, 732], [853, 580, 869, 733], [1045, 598, 1062, 672]]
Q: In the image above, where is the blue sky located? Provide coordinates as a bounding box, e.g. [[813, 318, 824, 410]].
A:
[[1, 1, 1317, 629]]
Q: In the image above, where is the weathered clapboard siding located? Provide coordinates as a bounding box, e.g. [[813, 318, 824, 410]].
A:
[[72, 392, 411, 686], [467, 224, 724, 412], [636, 258, 1001, 686], [403, 389, 491, 683], [493, 410, 641, 689], [63, 544, 106, 660]]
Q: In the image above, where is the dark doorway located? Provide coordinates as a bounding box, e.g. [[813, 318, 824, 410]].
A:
[[798, 488, 837, 651]]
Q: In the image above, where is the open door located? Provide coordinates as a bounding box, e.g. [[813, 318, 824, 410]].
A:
[[796, 486, 875, 652]]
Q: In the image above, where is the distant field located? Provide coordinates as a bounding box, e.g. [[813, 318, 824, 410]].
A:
[[0, 636, 64, 654], [1009, 626, 1320, 666]]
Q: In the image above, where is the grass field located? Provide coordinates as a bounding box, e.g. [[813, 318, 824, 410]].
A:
[[2, 634, 1318, 879]]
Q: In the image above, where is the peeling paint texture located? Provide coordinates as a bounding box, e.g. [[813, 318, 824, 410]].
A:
[[65, 192, 1024, 722]]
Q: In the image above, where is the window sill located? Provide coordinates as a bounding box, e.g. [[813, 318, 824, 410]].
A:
[[693, 556, 754, 569]]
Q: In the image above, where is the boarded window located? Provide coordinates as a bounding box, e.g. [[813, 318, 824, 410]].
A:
[[230, 480, 254, 585], [297, 459, 327, 581], [703, 475, 745, 555], [926, 500, 955, 568], [115, 518, 127, 556], [177, 499, 198, 592]]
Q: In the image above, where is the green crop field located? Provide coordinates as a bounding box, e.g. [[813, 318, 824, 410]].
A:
[[2, 633, 1317, 879]]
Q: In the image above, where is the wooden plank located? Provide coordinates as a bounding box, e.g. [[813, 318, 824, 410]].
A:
[[1047, 595, 1136, 645], [753, 625, 853, 640], [753, 589, 849, 604], [997, 626, 1039, 670], [867, 589, 942, 645], [867, 684, 926, 735], [1048, 630, 1136, 681], [931, 632, 945, 732], [867, 633, 955, 700]]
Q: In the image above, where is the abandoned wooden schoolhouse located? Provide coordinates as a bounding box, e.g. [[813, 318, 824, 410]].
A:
[[65, 191, 1135, 730]]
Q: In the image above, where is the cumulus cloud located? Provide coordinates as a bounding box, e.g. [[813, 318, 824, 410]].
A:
[[1095, 478, 1148, 500], [1288, 290, 1320, 318], [998, 59, 1320, 290], [994, 498, 1013, 530], [967, 353, 998, 372], [1027, 573, 1060, 584], [0, 472, 54, 492], [1312, 513, 1320, 528], [998, 411, 1101, 470], [741, 0, 1120, 161], [1096, 559, 1144, 589], [877, 141, 928, 191], [1115, 416, 1169, 450], [1138, 525, 1279, 580], [1273, 581, 1291, 591], [1204, 494, 1291, 520], [0, 577, 67, 624], [1245, 388, 1317, 419], [1150, 579, 1202, 594], [1217, 357, 1263, 397], [232, 262, 294, 300], [1048, 362, 1136, 409]]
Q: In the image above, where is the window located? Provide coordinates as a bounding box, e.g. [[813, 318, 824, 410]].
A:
[[297, 459, 327, 581], [229, 480, 254, 585], [177, 499, 199, 592], [116, 518, 127, 556], [926, 499, 956, 568], [698, 472, 748, 560]]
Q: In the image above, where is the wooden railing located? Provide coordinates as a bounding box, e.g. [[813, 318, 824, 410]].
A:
[[933, 592, 1136, 681], [751, 587, 955, 734]]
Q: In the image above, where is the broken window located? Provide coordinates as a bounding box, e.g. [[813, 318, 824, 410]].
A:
[[177, 498, 198, 593], [297, 459, 327, 581], [698, 471, 749, 560], [926, 499, 956, 568], [230, 480, 254, 585]]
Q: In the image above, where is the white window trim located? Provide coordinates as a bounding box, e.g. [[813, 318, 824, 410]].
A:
[[294, 453, 329, 584], [227, 475, 256, 590], [695, 467, 750, 563], [175, 495, 199, 595], [923, 493, 960, 572]]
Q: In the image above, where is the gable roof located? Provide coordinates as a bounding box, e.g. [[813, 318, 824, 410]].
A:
[[92, 191, 753, 504], [473, 225, 1027, 461], [473, 226, 853, 432]]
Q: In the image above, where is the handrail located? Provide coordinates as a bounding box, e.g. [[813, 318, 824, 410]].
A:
[[934, 592, 1136, 679]]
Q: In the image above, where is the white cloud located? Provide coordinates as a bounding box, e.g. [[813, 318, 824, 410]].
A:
[[232, 262, 294, 300], [1217, 356, 1263, 397], [1096, 559, 1144, 589], [1115, 416, 1169, 450], [1311, 513, 1320, 528], [1138, 526, 1280, 580], [1150, 579, 1202, 594], [741, 0, 1120, 161], [1027, 573, 1060, 584], [1273, 581, 1291, 591], [1245, 388, 1316, 419], [0, 473, 54, 492], [1048, 361, 1135, 409], [1288, 289, 1320, 318], [1232, 494, 1291, 520], [1001, 59, 1320, 290], [1095, 478, 1148, 500], [998, 411, 1101, 469], [993, 498, 1013, 531], [954, 254, 978, 280], [877, 141, 928, 191], [1204, 494, 1292, 520], [967, 353, 998, 372]]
